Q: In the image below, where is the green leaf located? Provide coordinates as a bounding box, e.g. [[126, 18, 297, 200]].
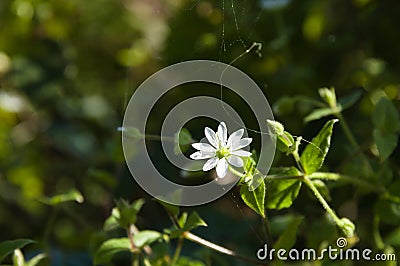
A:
[[176, 256, 206, 266], [304, 107, 340, 123], [0, 239, 35, 262], [373, 129, 398, 161], [133, 230, 162, 248], [115, 198, 145, 228], [177, 212, 188, 228], [184, 212, 207, 231], [174, 128, 193, 154], [273, 216, 303, 250], [338, 90, 362, 110], [266, 179, 302, 210], [300, 119, 338, 174], [169, 212, 207, 238], [385, 226, 400, 246], [40, 189, 84, 206], [372, 97, 400, 134], [240, 179, 266, 217], [273, 96, 295, 116], [157, 200, 180, 217], [94, 238, 131, 265], [266, 167, 302, 210], [103, 207, 120, 231]]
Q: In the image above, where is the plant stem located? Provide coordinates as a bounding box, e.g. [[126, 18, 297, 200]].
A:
[[373, 215, 385, 250], [166, 210, 267, 265], [183, 232, 267, 265], [303, 176, 341, 225], [309, 172, 385, 193], [261, 211, 273, 247], [127, 225, 137, 251], [171, 236, 184, 265], [228, 165, 302, 181]]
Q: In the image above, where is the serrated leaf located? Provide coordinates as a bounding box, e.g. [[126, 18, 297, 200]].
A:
[[0, 239, 35, 262], [373, 129, 398, 161], [274, 216, 303, 250], [300, 119, 338, 174], [94, 238, 131, 265], [304, 107, 340, 123], [133, 230, 162, 248], [184, 212, 207, 231], [240, 179, 265, 217], [40, 189, 84, 206], [372, 97, 400, 134]]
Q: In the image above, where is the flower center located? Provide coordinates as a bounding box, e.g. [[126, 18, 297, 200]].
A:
[[217, 147, 230, 159]]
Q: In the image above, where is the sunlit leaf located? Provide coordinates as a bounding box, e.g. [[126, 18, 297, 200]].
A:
[[240, 179, 266, 217], [304, 107, 340, 123], [94, 238, 131, 265], [174, 128, 193, 154], [115, 198, 145, 229], [133, 230, 162, 248], [184, 212, 207, 231], [300, 119, 338, 174], [40, 189, 84, 206], [266, 179, 302, 210]]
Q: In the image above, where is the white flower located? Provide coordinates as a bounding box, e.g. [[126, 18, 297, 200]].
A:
[[190, 122, 252, 178]]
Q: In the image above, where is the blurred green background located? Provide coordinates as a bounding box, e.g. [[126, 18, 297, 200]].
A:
[[0, 0, 399, 265]]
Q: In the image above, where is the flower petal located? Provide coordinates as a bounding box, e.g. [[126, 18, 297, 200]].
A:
[[191, 143, 216, 152], [205, 127, 218, 148], [227, 155, 243, 167], [216, 158, 228, 178], [227, 128, 244, 148], [203, 157, 219, 171], [231, 138, 252, 150], [231, 149, 252, 157], [217, 122, 228, 145], [190, 151, 215, 160]]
